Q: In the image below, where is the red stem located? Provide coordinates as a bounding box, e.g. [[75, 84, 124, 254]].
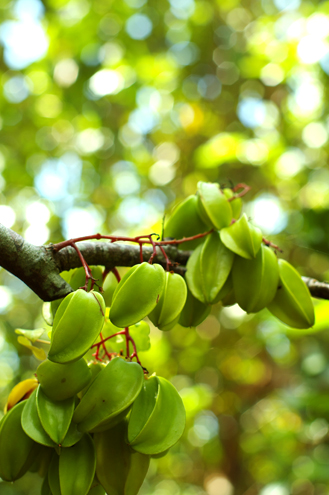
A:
[[230, 183, 251, 200]]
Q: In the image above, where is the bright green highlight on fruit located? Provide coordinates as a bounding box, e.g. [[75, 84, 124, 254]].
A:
[[222, 188, 242, 219], [267, 259, 315, 329], [148, 272, 187, 331], [49, 289, 105, 364], [186, 232, 234, 304], [127, 376, 186, 455], [110, 262, 166, 328], [220, 213, 262, 259], [197, 181, 232, 230]]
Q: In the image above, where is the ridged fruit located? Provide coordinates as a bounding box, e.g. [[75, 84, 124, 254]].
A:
[[59, 434, 96, 495], [5, 377, 38, 413], [127, 376, 186, 455], [94, 421, 150, 495], [179, 289, 211, 327], [196, 181, 232, 230], [21, 388, 56, 447], [232, 244, 279, 313], [0, 401, 39, 481], [36, 386, 75, 445], [164, 195, 209, 250], [220, 213, 262, 259], [48, 453, 61, 495], [49, 289, 105, 364], [37, 357, 92, 401], [267, 259, 315, 329], [73, 357, 144, 433], [50, 266, 104, 321], [222, 188, 242, 219], [110, 263, 166, 328], [41, 473, 52, 495], [148, 272, 187, 331], [186, 232, 234, 304]]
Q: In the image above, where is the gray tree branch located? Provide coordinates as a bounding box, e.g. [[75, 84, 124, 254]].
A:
[[0, 223, 329, 302], [0, 224, 189, 301]]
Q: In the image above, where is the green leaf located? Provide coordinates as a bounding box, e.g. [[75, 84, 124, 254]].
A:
[[15, 328, 46, 342], [17, 336, 47, 361]]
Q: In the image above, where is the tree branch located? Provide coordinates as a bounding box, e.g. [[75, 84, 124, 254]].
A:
[[1, 223, 329, 303], [0, 224, 189, 301]]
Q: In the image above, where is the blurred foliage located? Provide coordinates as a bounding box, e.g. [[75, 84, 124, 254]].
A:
[[1, 0, 329, 493]]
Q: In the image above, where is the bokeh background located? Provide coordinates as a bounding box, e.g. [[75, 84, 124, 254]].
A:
[[1, 0, 329, 493]]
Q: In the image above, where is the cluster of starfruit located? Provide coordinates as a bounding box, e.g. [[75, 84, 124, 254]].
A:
[[165, 181, 315, 329], [0, 287, 186, 495]]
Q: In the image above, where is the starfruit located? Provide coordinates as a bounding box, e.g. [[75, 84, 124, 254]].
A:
[[73, 357, 144, 433], [0, 401, 40, 481], [48, 453, 61, 495], [127, 376, 186, 455], [179, 289, 211, 327], [148, 271, 187, 331], [49, 289, 105, 364], [42, 472, 52, 495], [37, 357, 92, 401], [21, 388, 56, 448], [28, 444, 53, 478], [109, 262, 166, 328], [222, 188, 242, 219], [164, 195, 209, 250], [4, 377, 38, 413], [232, 244, 279, 313], [220, 213, 262, 259], [36, 386, 75, 445], [196, 181, 232, 230], [186, 232, 234, 304], [267, 259, 315, 329], [50, 266, 104, 322], [59, 434, 96, 495], [87, 485, 106, 495], [94, 421, 150, 495]]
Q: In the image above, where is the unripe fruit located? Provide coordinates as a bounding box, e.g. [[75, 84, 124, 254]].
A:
[[36, 386, 75, 445], [196, 181, 232, 230], [148, 272, 187, 331], [127, 376, 186, 455], [220, 213, 262, 259], [49, 289, 105, 364], [110, 263, 166, 328], [164, 195, 209, 250], [222, 188, 242, 219], [37, 357, 92, 401], [73, 357, 144, 433], [21, 388, 56, 447], [179, 289, 211, 327], [232, 244, 279, 313], [94, 421, 150, 495], [267, 259, 315, 329], [0, 402, 39, 481], [59, 434, 96, 495], [186, 232, 234, 304]]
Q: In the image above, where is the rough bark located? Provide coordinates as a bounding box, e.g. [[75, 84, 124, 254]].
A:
[[0, 223, 328, 302]]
